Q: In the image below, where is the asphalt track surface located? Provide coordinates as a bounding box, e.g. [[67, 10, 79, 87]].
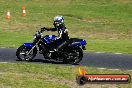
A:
[[0, 48, 132, 70]]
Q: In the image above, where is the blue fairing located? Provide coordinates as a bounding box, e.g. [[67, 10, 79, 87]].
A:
[[23, 43, 34, 48], [43, 35, 57, 44], [70, 39, 86, 47]]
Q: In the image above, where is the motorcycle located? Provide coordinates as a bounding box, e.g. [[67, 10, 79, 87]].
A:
[[16, 27, 87, 64]]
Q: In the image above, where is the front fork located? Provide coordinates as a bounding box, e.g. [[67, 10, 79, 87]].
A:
[[26, 40, 40, 55]]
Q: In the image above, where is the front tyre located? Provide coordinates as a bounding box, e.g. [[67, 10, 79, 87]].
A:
[[16, 45, 37, 61]]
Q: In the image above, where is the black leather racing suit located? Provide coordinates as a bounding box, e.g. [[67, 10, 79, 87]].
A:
[[45, 24, 69, 51]]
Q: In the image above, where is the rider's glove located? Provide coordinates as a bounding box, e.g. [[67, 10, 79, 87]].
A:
[[41, 27, 50, 32], [40, 27, 46, 33]]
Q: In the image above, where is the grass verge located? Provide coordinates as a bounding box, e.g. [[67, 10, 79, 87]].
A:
[[0, 63, 131, 88]]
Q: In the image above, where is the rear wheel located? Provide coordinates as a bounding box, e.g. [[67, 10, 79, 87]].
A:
[[16, 45, 37, 61], [63, 47, 83, 64]]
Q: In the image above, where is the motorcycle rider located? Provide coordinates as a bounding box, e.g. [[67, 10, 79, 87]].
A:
[[41, 15, 69, 52]]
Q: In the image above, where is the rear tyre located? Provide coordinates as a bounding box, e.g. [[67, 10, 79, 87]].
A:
[[63, 47, 83, 64], [16, 45, 37, 61]]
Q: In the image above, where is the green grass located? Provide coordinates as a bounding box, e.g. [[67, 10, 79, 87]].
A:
[[0, 63, 132, 88], [0, 1, 132, 88], [0, 0, 132, 53], [85, 39, 132, 54]]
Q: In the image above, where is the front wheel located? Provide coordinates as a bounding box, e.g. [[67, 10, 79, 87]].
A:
[[16, 45, 37, 61], [63, 47, 83, 64]]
